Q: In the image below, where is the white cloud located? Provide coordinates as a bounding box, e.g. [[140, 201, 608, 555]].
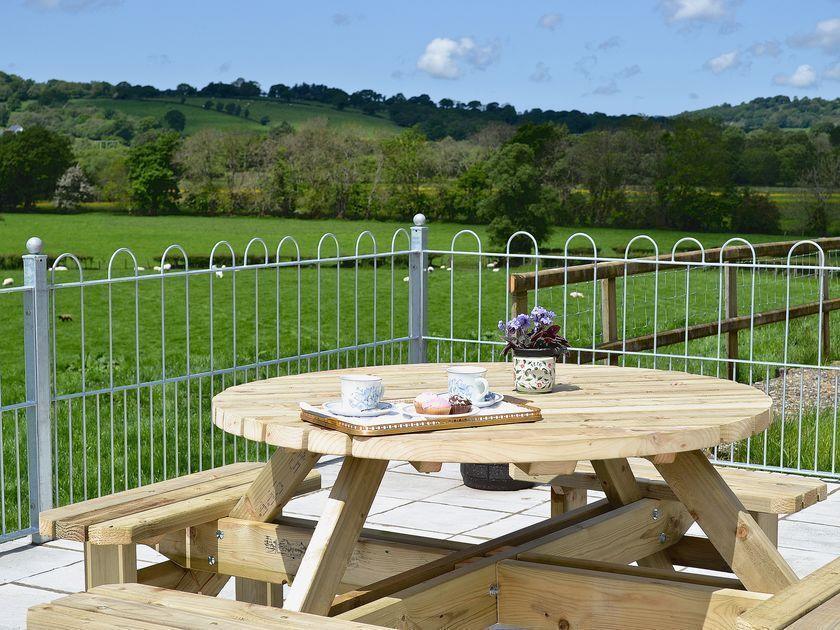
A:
[[748, 40, 782, 58], [660, 0, 729, 23], [538, 13, 563, 31], [825, 61, 840, 81], [574, 54, 597, 79], [773, 64, 818, 88], [529, 62, 551, 83], [704, 50, 740, 74], [24, 0, 121, 11], [416, 37, 499, 79], [789, 18, 840, 54]]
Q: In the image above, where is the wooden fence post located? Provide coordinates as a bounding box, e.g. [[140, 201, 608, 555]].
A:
[[726, 266, 738, 380], [600, 278, 618, 365], [822, 270, 831, 360], [511, 289, 528, 318]]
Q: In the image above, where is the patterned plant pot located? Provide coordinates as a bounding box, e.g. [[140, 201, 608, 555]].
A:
[[513, 350, 556, 394]]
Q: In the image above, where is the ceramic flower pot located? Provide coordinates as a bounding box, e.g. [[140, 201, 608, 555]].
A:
[[513, 350, 556, 394]]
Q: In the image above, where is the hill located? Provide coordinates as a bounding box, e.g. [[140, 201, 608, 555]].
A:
[[682, 96, 840, 131]]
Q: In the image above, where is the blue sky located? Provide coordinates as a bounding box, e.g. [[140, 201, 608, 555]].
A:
[[2, 0, 839, 115]]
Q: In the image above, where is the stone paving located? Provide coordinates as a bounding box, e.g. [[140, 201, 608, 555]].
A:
[[1, 456, 838, 629]]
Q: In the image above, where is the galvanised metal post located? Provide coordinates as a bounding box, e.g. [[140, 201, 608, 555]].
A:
[[23, 237, 53, 543], [409, 214, 429, 363]]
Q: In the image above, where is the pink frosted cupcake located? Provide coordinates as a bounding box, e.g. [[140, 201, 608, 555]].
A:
[[414, 392, 452, 415]]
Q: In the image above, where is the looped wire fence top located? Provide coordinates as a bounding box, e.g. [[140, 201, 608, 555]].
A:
[[211, 363, 772, 463]]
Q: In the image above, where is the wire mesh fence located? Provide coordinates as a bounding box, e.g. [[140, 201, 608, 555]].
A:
[[0, 221, 838, 543]]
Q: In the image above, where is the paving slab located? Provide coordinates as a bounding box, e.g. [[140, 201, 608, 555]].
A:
[[0, 544, 82, 584], [426, 485, 548, 512], [779, 519, 840, 555], [375, 471, 463, 501], [390, 462, 465, 480], [460, 513, 545, 539], [367, 501, 509, 535], [16, 560, 85, 593], [785, 499, 840, 527], [779, 547, 839, 578], [285, 490, 410, 519], [0, 583, 63, 630]]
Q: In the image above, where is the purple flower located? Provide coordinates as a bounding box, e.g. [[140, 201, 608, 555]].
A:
[[531, 305, 556, 327], [511, 313, 531, 331], [498, 320, 506, 332]]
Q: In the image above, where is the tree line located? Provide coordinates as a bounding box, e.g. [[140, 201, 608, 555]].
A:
[[2, 117, 838, 251]]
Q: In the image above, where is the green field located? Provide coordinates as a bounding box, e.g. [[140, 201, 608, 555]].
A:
[[74, 96, 400, 137], [0, 213, 837, 533]]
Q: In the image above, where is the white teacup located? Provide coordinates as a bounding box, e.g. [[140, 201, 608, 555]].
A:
[[446, 366, 490, 403], [340, 374, 384, 411]]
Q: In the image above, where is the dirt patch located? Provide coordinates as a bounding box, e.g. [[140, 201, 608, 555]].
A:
[[753, 366, 839, 416]]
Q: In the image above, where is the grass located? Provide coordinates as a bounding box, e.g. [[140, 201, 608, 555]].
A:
[[0, 212, 837, 535], [73, 96, 400, 138]]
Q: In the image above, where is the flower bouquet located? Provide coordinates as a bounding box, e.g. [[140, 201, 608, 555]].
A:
[[499, 306, 570, 393]]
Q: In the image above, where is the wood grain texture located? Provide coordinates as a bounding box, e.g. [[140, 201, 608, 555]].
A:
[[496, 559, 769, 630], [655, 450, 799, 594], [84, 543, 136, 589], [39, 463, 263, 541], [284, 457, 388, 616], [136, 561, 229, 596], [736, 556, 840, 630], [235, 577, 284, 608], [212, 364, 772, 463], [591, 458, 676, 570], [509, 457, 827, 514], [29, 583, 386, 629], [787, 593, 840, 630]]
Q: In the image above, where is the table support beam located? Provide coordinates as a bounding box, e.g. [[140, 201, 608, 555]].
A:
[[654, 450, 798, 594], [284, 456, 388, 616], [591, 458, 678, 570]]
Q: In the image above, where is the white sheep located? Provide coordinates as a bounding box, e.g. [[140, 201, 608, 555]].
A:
[[137, 266, 145, 271], [402, 276, 410, 282], [53, 265, 68, 272], [2, 278, 12, 287], [153, 266, 161, 272], [570, 291, 585, 299], [427, 266, 434, 272], [163, 263, 172, 270], [492, 267, 500, 272]]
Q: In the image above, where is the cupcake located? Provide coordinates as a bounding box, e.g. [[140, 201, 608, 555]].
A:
[[413, 392, 473, 415]]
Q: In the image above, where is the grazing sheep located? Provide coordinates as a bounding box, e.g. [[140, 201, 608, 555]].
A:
[[2, 278, 12, 287], [427, 266, 434, 272], [492, 267, 500, 272], [570, 291, 585, 299], [137, 266, 145, 271], [153, 266, 161, 271], [402, 276, 410, 282], [58, 313, 73, 322], [53, 265, 68, 272]]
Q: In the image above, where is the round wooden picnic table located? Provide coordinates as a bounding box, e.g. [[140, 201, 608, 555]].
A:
[[212, 363, 796, 619], [212, 363, 772, 463]]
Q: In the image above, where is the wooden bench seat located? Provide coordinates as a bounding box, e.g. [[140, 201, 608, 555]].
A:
[[38, 462, 321, 591], [511, 458, 827, 545], [28, 583, 384, 629]]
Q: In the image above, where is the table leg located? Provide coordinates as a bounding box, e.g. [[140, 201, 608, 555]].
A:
[[654, 450, 798, 594], [284, 456, 388, 616], [229, 448, 320, 522], [591, 459, 678, 570], [84, 543, 137, 589]]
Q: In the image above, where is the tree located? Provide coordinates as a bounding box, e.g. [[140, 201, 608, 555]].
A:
[[203, 100, 213, 110], [0, 126, 73, 209], [224, 102, 237, 115], [126, 132, 181, 214], [53, 164, 94, 210], [800, 139, 840, 235], [259, 115, 270, 126], [478, 143, 556, 252], [215, 102, 224, 112], [381, 128, 431, 218], [163, 109, 186, 132]]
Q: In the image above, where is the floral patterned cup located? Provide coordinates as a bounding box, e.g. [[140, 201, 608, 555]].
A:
[[340, 374, 384, 411], [513, 353, 555, 393], [446, 366, 490, 403]]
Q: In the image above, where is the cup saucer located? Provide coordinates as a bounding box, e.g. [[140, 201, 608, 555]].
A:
[[323, 401, 395, 418]]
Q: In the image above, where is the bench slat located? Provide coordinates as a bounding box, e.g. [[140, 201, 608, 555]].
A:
[[39, 463, 262, 539], [511, 459, 826, 514], [28, 583, 386, 629], [86, 469, 321, 545]]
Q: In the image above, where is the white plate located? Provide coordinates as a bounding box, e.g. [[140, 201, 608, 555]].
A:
[[434, 391, 504, 408], [322, 401, 395, 417], [396, 403, 479, 420]]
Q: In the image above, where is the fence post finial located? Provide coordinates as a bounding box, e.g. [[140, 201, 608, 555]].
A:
[[26, 237, 43, 255], [413, 213, 427, 227]]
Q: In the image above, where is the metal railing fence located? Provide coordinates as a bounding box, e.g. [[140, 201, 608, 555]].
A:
[[0, 215, 837, 543]]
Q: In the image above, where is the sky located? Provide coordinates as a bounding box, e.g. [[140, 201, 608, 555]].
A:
[[2, 0, 839, 116]]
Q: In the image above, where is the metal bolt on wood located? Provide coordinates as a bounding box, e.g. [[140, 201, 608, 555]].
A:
[[651, 508, 661, 520], [207, 555, 216, 566], [215, 530, 224, 540], [658, 533, 668, 544]]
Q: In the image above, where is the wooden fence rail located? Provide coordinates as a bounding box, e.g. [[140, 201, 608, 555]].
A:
[[509, 237, 840, 372]]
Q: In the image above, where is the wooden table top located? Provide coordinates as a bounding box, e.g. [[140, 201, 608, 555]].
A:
[[211, 363, 772, 463]]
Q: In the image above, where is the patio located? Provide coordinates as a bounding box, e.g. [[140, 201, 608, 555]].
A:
[[4, 455, 839, 630]]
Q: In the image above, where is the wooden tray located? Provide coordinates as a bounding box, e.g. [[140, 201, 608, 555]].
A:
[[300, 396, 542, 436]]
